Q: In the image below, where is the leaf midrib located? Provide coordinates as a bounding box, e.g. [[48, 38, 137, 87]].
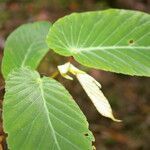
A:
[[21, 38, 46, 67], [38, 79, 61, 150], [73, 46, 149, 52]]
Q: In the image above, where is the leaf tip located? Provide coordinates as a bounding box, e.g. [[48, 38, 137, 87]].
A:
[[110, 115, 122, 122]]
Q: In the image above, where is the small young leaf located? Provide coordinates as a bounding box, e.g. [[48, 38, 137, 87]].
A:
[[76, 73, 121, 122], [47, 9, 150, 76], [2, 21, 51, 79], [57, 63, 121, 121], [58, 62, 73, 80], [3, 67, 94, 150]]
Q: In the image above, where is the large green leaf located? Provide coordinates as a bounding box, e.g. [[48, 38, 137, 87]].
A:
[[46, 9, 150, 76], [2, 21, 51, 79], [3, 67, 94, 150]]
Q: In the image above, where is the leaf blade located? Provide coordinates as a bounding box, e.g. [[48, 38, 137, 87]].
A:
[[47, 9, 150, 76], [3, 67, 94, 150], [2, 21, 51, 78], [76, 73, 121, 122]]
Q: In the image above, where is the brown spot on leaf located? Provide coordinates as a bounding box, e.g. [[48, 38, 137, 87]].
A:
[[84, 133, 89, 137], [128, 39, 134, 45]]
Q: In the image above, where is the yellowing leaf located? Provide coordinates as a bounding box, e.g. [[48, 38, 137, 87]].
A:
[[57, 62, 121, 122], [76, 73, 121, 122]]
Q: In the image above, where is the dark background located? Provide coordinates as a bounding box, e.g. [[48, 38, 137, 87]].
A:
[[0, 0, 150, 150]]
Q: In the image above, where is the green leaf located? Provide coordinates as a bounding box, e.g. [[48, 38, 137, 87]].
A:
[[46, 9, 150, 76], [2, 21, 51, 79], [3, 67, 94, 150]]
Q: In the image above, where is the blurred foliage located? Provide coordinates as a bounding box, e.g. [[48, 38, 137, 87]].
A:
[[0, 0, 150, 150]]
